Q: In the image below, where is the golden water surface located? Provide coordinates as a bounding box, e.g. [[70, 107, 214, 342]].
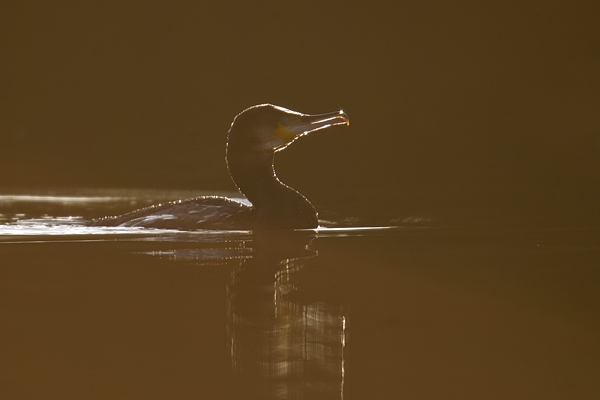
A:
[[1, 190, 598, 399]]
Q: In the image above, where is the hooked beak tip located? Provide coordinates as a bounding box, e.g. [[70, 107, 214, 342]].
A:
[[339, 110, 350, 126]]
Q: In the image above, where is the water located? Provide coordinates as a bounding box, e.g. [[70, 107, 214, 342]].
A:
[[1, 189, 599, 399]]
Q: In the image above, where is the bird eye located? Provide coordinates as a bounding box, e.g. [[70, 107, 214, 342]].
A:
[[279, 117, 289, 126]]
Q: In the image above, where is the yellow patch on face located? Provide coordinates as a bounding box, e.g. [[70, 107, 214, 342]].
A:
[[273, 124, 296, 143]]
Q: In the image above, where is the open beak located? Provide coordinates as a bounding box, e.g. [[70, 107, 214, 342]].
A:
[[274, 110, 350, 143], [293, 110, 350, 135]]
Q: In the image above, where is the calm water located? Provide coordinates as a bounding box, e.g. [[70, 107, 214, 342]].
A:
[[1, 189, 599, 399]]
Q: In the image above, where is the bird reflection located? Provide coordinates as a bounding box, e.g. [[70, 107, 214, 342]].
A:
[[227, 231, 347, 400]]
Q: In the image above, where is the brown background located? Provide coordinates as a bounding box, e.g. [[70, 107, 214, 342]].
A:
[[2, 1, 599, 219]]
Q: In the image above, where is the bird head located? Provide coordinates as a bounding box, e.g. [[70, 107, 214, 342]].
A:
[[228, 104, 349, 153]]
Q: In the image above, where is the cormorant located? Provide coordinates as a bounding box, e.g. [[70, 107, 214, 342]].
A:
[[89, 104, 349, 230]]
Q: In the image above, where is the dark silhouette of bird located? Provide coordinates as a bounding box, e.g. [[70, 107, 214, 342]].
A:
[[89, 104, 349, 230]]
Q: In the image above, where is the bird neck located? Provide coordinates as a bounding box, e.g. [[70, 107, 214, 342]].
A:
[[226, 148, 318, 229], [227, 149, 278, 206]]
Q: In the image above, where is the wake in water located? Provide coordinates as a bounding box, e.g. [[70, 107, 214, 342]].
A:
[[0, 189, 431, 244]]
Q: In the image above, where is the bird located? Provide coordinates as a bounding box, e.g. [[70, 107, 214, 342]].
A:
[[89, 104, 349, 230]]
